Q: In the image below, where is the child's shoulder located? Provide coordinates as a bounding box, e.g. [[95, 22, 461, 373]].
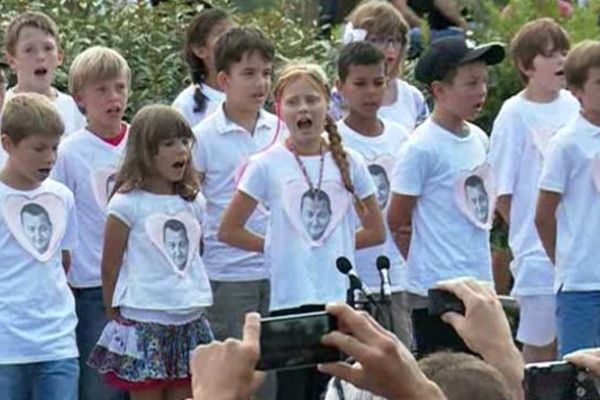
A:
[[172, 84, 196, 107], [397, 78, 425, 101], [192, 105, 224, 137], [258, 109, 278, 128]]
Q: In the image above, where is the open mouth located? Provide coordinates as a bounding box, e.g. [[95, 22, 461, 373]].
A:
[[107, 106, 122, 115], [172, 161, 186, 169], [38, 168, 51, 176], [34, 68, 48, 77], [555, 69, 565, 76], [297, 117, 313, 130]]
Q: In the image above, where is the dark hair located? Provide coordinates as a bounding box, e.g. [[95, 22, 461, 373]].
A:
[[465, 175, 485, 190], [214, 27, 275, 74], [368, 164, 387, 179], [300, 189, 332, 214], [164, 219, 187, 238], [184, 8, 230, 114], [21, 203, 49, 220], [337, 41, 386, 82]]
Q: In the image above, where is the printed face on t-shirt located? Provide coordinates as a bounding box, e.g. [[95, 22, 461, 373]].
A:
[[163, 220, 189, 271], [465, 178, 489, 224], [368, 165, 390, 209], [300, 190, 332, 241], [20, 204, 52, 253]]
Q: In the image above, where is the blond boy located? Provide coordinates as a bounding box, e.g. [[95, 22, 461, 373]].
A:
[[51, 46, 130, 400], [0, 93, 79, 400], [4, 11, 85, 139], [488, 18, 579, 362]]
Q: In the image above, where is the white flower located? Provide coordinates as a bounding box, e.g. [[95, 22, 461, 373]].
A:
[[342, 22, 368, 45]]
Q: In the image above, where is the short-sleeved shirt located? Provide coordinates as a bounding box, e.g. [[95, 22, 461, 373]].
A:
[[539, 114, 600, 292], [108, 190, 212, 311], [337, 118, 410, 291], [0, 178, 78, 364], [392, 118, 493, 296], [51, 127, 128, 288], [172, 83, 225, 128], [488, 90, 579, 296], [239, 142, 375, 311], [193, 104, 281, 281], [330, 79, 428, 132]]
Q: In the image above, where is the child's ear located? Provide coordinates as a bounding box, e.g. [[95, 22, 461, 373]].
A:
[[1, 133, 14, 153], [217, 71, 229, 91], [57, 50, 64, 67], [5, 52, 17, 71], [517, 60, 533, 79], [191, 45, 208, 61], [335, 77, 343, 93], [431, 81, 444, 99]]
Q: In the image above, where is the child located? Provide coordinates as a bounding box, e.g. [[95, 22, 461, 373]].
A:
[[192, 27, 279, 343], [488, 18, 578, 362], [3, 11, 85, 137], [332, 0, 428, 131], [388, 37, 504, 356], [218, 62, 385, 400], [172, 8, 233, 127], [50, 46, 130, 400], [335, 41, 412, 346], [0, 93, 78, 400], [87, 105, 213, 399], [536, 40, 600, 357]]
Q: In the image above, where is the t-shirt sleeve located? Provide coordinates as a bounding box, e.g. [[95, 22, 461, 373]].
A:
[[107, 192, 135, 227], [488, 108, 525, 196], [391, 142, 428, 196], [238, 156, 269, 204], [192, 192, 207, 225], [194, 130, 208, 174], [411, 86, 429, 125], [350, 152, 376, 200], [539, 137, 569, 194], [61, 189, 78, 250], [50, 146, 73, 189]]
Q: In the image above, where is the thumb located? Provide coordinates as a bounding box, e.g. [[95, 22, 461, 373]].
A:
[[441, 311, 464, 330]]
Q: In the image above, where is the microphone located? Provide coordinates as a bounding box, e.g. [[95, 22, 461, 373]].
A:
[[376, 255, 392, 299], [336, 256, 376, 302]]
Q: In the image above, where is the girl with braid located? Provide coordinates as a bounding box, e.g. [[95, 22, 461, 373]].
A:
[[172, 8, 233, 127], [219, 63, 385, 400]]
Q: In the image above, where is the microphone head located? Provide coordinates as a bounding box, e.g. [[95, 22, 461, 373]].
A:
[[336, 256, 352, 274], [376, 255, 390, 271]]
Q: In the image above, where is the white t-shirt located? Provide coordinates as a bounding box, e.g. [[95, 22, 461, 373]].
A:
[[392, 118, 493, 297], [239, 142, 376, 311], [0, 179, 78, 364], [51, 127, 128, 288], [108, 190, 212, 311], [337, 118, 410, 291], [193, 105, 281, 281], [488, 90, 579, 296], [172, 83, 225, 128], [330, 79, 429, 131], [539, 114, 600, 292]]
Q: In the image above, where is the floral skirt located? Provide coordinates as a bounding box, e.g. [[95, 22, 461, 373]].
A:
[[87, 314, 213, 390]]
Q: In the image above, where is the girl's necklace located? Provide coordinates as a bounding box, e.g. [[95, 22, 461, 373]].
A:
[[288, 139, 325, 195]]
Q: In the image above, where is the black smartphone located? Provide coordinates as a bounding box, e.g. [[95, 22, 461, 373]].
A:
[[257, 311, 343, 371], [524, 361, 600, 400], [427, 288, 466, 316]]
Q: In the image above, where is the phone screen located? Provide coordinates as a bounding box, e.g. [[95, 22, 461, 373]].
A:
[[524, 362, 583, 400], [257, 311, 342, 371]]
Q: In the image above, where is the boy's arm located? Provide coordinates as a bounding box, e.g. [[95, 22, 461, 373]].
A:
[[355, 195, 386, 249], [387, 193, 417, 259], [218, 191, 264, 253], [495, 195, 511, 224], [101, 216, 129, 319], [61, 250, 71, 274], [534, 190, 562, 264]]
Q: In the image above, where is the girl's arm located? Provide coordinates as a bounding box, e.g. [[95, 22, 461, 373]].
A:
[[355, 195, 386, 250], [387, 193, 417, 259], [218, 191, 264, 253], [101, 215, 130, 319], [534, 190, 562, 265]]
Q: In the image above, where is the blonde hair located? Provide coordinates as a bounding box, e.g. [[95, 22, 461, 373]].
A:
[[68, 46, 131, 98], [565, 40, 600, 91], [347, 0, 409, 45], [111, 105, 199, 201], [4, 11, 60, 56], [1, 93, 64, 144], [274, 63, 364, 209]]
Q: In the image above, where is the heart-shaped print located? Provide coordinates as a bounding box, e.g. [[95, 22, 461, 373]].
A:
[[592, 155, 600, 195], [91, 169, 117, 209], [144, 210, 201, 277], [1, 193, 67, 262], [282, 179, 352, 246], [366, 154, 395, 211], [454, 163, 497, 230]]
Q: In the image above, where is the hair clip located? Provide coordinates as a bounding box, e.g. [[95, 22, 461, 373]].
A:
[[342, 22, 368, 45]]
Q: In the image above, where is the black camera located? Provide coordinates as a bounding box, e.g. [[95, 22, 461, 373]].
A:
[[257, 311, 343, 371], [524, 361, 600, 400], [427, 288, 466, 316]]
